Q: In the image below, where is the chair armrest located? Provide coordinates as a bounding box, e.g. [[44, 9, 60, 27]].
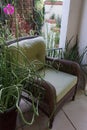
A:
[[45, 56, 81, 89], [22, 78, 56, 117], [34, 79, 56, 117], [46, 48, 63, 58], [46, 56, 80, 75]]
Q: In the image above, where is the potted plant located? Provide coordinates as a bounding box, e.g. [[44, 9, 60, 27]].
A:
[[0, 3, 43, 130], [0, 39, 42, 130], [46, 14, 56, 24]]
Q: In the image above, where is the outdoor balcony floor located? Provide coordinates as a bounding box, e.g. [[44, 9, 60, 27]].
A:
[[16, 88, 87, 130]]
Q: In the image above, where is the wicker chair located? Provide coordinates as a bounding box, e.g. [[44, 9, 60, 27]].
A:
[[8, 36, 81, 128]]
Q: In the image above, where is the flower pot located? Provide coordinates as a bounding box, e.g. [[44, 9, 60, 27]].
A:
[[0, 106, 17, 130], [45, 19, 56, 24]]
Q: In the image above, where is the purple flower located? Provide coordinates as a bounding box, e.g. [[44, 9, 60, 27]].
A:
[[3, 4, 14, 15]]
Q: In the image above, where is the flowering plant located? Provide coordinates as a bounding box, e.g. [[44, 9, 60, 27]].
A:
[[3, 4, 14, 15], [0, 2, 43, 127]]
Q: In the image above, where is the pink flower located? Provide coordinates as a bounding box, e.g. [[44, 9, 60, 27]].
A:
[[3, 4, 14, 15]]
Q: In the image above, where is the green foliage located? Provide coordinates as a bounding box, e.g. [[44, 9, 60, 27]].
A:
[[0, 1, 44, 125], [33, 8, 44, 34], [64, 36, 87, 65], [0, 37, 44, 124], [64, 36, 79, 62], [50, 14, 55, 19], [54, 31, 60, 45], [32, 0, 44, 35], [0, 22, 13, 41], [0, 5, 7, 23], [56, 15, 61, 28]]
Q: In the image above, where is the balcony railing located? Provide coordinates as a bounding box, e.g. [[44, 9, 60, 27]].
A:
[[46, 48, 64, 59]]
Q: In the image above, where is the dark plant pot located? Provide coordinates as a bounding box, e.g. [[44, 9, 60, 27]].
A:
[[0, 106, 17, 130]]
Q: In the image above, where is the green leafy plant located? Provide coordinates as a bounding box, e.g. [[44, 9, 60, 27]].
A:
[[56, 15, 61, 28], [54, 31, 60, 46], [32, 0, 44, 35], [62, 36, 87, 91], [64, 36, 87, 65], [50, 14, 55, 19], [64, 36, 80, 63], [0, 1, 44, 126]]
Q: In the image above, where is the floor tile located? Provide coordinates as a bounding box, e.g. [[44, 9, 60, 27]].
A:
[[19, 99, 32, 112], [16, 128, 21, 130], [16, 98, 34, 128], [16, 108, 49, 130], [22, 124, 39, 130], [37, 110, 49, 130], [51, 110, 75, 130], [16, 89, 87, 130], [63, 90, 87, 130]]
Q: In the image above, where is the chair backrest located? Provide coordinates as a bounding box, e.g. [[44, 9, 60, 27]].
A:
[[8, 36, 46, 70]]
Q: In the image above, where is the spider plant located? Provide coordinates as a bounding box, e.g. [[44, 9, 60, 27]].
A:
[[0, 2, 45, 129], [64, 36, 87, 65], [0, 36, 44, 125]]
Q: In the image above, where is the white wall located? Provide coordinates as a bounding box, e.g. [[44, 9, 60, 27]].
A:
[[45, 4, 62, 20], [59, 0, 82, 48], [59, 0, 70, 49], [79, 0, 87, 64]]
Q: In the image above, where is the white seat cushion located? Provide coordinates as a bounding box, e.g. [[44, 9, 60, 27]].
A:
[[40, 68, 77, 102]]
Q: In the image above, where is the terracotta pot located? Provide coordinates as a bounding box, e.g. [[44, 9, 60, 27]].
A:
[[45, 19, 56, 24], [44, 1, 63, 5], [0, 106, 17, 130]]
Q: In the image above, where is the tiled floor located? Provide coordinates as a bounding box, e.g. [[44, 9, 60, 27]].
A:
[[16, 89, 87, 130]]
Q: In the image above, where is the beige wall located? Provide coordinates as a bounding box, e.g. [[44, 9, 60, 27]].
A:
[[67, 0, 82, 40], [78, 0, 87, 64]]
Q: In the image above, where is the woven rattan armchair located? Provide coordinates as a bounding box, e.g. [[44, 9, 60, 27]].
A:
[[8, 36, 81, 128]]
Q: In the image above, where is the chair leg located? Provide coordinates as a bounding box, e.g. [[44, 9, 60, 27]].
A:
[[72, 88, 77, 101], [72, 94, 76, 101], [48, 115, 54, 129]]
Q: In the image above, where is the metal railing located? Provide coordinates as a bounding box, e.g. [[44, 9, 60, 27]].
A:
[[46, 48, 64, 59]]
